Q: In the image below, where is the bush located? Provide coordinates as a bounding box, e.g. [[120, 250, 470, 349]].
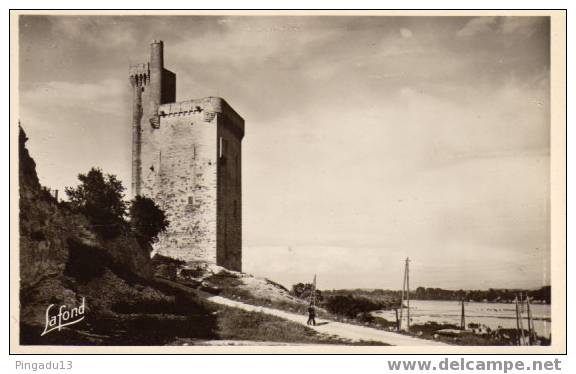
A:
[[129, 195, 169, 249], [323, 295, 386, 319]]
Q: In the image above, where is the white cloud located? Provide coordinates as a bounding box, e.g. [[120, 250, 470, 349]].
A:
[[170, 17, 340, 67], [457, 16, 544, 39], [21, 78, 126, 115], [52, 17, 137, 49], [400, 28, 413, 38], [457, 17, 498, 37], [19, 78, 131, 194], [500, 17, 541, 36]]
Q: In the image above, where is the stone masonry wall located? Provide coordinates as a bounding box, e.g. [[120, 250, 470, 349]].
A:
[[137, 97, 244, 266], [217, 111, 243, 271], [140, 99, 219, 262]]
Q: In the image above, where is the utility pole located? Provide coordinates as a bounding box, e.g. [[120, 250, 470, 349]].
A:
[[460, 298, 466, 330], [310, 274, 317, 307], [399, 260, 406, 331], [515, 296, 521, 345], [399, 258, 411, 332], [406, 258, 410, 332]]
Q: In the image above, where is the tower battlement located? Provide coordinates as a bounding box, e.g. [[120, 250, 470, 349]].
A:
[[158, 97, 245, 139], [129, 41, 243, 271], [129, 63, 150, 86]]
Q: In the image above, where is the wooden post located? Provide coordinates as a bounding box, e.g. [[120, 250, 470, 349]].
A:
[[395, 308, 400, 331], [461, 298, 465, 330], [406, 257, 410, 332], [399, 260, 406, 330], [515, 296, 521, 346], [526, 296, 534, 345], [518, 293, 526, 345]]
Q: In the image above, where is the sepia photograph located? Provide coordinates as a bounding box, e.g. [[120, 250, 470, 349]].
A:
[[9, 10, 566, 353]]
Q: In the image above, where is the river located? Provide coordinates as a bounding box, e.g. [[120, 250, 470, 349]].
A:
[[373, 300, 551, 338]]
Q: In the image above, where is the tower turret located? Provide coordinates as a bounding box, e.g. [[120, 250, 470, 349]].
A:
[[129, 40, 176, 196], [128, 62, 149, 196], [149, 40, 164, 121]]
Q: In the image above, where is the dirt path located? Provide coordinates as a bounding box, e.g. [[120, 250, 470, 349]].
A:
[[205, 295, 448, 346]]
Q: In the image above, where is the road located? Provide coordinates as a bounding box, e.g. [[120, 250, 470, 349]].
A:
[[205, 295, 448, 346]]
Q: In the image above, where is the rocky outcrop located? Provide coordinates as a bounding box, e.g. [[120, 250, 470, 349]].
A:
[[19, 126, 86, 291], [154, 258, 308, 312]]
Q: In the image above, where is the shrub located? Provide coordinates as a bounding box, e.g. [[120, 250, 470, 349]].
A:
[[129, 195, 169, 249], [323, 294, 386, 319]]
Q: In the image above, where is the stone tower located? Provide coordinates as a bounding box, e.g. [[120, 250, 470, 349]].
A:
[[129, 40, 244, 271]]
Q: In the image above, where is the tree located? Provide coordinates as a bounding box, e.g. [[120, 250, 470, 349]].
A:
[[129, 195, 169, 249], [65, 168, 128, 239], [291, 282, 323, 303], [291, 283, 307, 298]]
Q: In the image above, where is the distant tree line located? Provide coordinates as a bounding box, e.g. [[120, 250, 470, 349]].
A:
[[411, 286, 551, 304], [315, 286, 551, 305]]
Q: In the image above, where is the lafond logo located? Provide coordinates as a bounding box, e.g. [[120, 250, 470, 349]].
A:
[[41, 297, 86, 336]]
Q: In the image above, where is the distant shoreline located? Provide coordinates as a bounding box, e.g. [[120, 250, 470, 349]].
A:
[[407, 299, 551, 305]]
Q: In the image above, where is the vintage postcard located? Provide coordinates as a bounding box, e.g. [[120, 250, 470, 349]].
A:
[[9, 10, 566, 354]]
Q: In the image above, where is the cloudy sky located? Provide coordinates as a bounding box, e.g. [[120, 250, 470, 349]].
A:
[[19, 15, 550, 290]]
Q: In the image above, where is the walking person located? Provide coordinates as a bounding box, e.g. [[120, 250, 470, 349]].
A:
[[307, 304, 316, 326]]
